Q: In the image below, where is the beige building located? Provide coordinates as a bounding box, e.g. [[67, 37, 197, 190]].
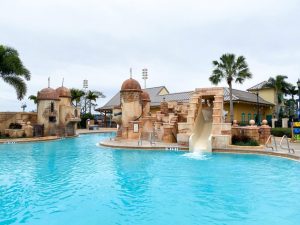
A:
[[37, 86, 80, 136], [98, 85, 274, 126]]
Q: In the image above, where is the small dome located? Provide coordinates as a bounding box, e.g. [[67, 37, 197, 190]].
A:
[[56, 86, 71, 98], [141, 91, 150, 102], [121, 78, 142, 92], [37, 88, 60, 101]]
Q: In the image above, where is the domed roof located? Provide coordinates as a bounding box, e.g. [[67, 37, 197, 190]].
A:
[[56, 86, 71, 98], [121, 78, 142, 92], [37, 88, 60, 101], [141, 91, 151, 102]]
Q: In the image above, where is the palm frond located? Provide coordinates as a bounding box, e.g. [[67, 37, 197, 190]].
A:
[[2, 75, 27, 100]]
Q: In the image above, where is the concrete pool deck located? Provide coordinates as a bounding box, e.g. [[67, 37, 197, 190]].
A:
[[100, 137, 300, 161], [0, 128, 116, 144]]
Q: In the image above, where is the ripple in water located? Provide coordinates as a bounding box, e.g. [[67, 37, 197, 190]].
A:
[[182, 152, 210, 160]]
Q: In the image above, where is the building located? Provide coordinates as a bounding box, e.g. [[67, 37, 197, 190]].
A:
[[37, 85, 81, 136], [97, 85, 274, 125]]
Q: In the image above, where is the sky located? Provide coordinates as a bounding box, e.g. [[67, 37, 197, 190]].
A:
[[1, 0, 300, 112]]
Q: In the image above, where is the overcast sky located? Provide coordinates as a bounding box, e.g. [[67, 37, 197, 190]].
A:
[[1, 0, 299, 112]]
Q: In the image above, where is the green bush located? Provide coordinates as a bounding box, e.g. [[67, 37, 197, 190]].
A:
[[271, 128, 292, 138], [79, 113, 94, 128]]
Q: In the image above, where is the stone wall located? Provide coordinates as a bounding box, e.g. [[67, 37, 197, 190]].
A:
[[0, 112, 37, 134], [232, 125, 271, 144]]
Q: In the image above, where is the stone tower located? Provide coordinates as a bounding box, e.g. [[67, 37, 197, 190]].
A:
[[37, 87, 60, 136], [120, 78, 142, 128]]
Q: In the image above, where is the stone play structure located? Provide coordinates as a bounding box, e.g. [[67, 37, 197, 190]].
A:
[[37, 85, 81, 136], [112, 78, 232, 151]]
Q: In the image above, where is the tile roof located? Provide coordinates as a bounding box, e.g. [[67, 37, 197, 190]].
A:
[[98, 86, 273, 111], [224, 88, 273, 105], [98, 86, 167, 110], [247, 81, 272, 91]]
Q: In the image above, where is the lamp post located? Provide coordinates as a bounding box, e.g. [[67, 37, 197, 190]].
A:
[[142, 68, 148, 89], [256, 88, 260, 125], [297, 79, 300, 119]]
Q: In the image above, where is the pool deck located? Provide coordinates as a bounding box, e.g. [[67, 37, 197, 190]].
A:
[[1, 129, 300, 161], [100, 139, 189, 150], [0, 128, 116, 144], [100, 137, 300, 161], [0, 136, 61, 144], [77, 128, 117, 134]]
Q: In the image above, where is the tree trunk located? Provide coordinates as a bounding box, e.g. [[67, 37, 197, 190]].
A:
[[229, 82, 234, 123]]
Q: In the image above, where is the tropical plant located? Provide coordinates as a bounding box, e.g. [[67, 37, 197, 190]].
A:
[[265, 75, 292, 118], [0, 45, 30, 100], [70, 88, 85, 107], [28, 95, 38, 104], [209, 53, 252, 123], [85, 90, 105, 114]]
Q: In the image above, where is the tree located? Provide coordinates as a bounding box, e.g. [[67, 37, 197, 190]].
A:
[[85, 90, 105, 114], [28, 95, 37, 104], [70, 88, 85, 107], [0, 45, 30, 100], [209, 53, 252, 123], [286, 85, 298, 117], [265, 75, 292, 118]]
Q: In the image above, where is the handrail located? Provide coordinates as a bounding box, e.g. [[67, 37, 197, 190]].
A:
[[265, 135, 278, 151], [279, 135, 295, 154]]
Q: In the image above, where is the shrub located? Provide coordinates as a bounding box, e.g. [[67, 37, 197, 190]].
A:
[[232, 134, 259, 146], [271, 128, 292, 138]]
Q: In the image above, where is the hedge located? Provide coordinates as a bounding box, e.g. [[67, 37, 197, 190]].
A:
[[271, 128, 292, 138]]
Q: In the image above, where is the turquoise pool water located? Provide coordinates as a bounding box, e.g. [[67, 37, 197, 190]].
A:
[[1, 133, 300, 225]]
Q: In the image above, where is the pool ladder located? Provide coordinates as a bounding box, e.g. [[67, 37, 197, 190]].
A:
[[265, 135, 295, 154], [279, 135, 295, 154], [265, 135, 278, 151]]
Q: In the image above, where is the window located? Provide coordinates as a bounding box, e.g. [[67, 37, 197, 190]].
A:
[[50, 102, 54, 113], [49, 116, 56, 123], [248, 113, 251, 122], [241, 113, 245, 123]]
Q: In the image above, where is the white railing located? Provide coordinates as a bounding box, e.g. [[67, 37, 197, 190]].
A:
[[265, 135, 278, 151], [279, 135, 295, 154]]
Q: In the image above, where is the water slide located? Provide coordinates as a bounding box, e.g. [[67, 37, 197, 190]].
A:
[[189, 107, 213, 153]]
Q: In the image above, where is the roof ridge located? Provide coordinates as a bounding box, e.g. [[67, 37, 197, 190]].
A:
[[162, 91, 194, 96], [247, 80, 268, 90], [142, 86, 166, 90]]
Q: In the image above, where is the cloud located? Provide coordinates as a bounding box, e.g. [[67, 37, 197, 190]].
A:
[[0, 0, 299, 111]]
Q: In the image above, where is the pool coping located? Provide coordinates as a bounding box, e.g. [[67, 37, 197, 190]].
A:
[[100, 140, 300, 162], [213, 149, 300, 161]]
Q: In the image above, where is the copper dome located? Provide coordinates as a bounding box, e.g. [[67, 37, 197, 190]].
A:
[[121, 78, 142, 92], [141, 91, 151, 102], [56, 86, 71, 98], [37, 88, 60, 101]]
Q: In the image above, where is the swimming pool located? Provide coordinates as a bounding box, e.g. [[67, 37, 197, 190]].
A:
[[1, 133, 300, 225]]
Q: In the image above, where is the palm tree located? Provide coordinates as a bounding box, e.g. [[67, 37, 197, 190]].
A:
[[209, 53, 252, 123], [0, 45, 30, 100], [28, 95, 38, 104], [86, 90, 105, 114], [70, 88, 85, 107], [265, 75, 292, 118], [286, 85, 298, 116]]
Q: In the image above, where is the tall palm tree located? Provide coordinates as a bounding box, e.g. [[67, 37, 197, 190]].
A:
[[209, 53, 252, 123], [70, 88, 85, 107], [28, 95, 38, 104], [0, 45, 30, 100], [86, 90, 105, 114], [286, 85, 298, 115], [265, 75, 292, 118]]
